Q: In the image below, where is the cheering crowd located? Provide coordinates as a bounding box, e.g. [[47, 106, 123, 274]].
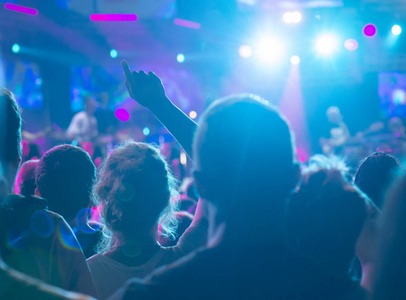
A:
[[1, 60, 405, 299]]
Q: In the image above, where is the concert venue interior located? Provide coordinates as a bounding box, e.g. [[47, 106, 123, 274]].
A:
[[1, 1, 406, 299]]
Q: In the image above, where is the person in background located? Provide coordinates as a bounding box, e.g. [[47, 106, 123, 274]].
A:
[[0, 88, 97, 297], [352, 152, 400, 290], [0, 88, 22, 194], [87, 141, 205, 300], [320, 106, 350, 155], [371, 172, 406, 300], [35, 144, 101, 258], [0, 234, 96, 300], [13, 159, 39, 196], [354, 152, 401, 209], [287, 155, 377, 293], [67, 96, 98, 142]]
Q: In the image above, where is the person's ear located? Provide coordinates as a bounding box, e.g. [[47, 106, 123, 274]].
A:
[[35, 188, 41, 197], [193, 170, 207, 199]]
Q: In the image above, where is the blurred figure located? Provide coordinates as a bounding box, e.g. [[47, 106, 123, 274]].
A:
[[320, 106, 350, 155], [67, 97, 98, 142], [354, 152, 401, 209], [287, 155, 376, 293], [371, 173, 406, 300], [13, 159, 39, 196], [87, 142, 202, 299], [0, 88, 22, 193], [0, 88, 97, 297], [0, 257, 96, 300], [35, 144, 100, 258], [388, 117, 405, 136]]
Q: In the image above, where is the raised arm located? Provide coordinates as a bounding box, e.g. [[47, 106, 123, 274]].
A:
[[122, 61, 198, 157]]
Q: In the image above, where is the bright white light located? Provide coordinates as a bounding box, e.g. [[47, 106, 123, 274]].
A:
[[256, 37, 285, 63], [315, 34, 340, 55], [239, 45, 252, 58], [393, 89, 406, 105], [189, 111, 197, 119], [392, 25, 402, 36], [283, 11, 302, 24], [291, 12, 302, 23], [290, 55, 301, 65], [177, 54, 185, 63]]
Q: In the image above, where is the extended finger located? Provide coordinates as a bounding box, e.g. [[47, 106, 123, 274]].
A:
[[122, 60, 136, 86]]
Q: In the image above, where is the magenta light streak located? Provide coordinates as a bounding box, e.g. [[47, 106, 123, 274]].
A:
[[174, 18, 201, 29], [90, 14, 137, 22], [4, 3, 38, 15]]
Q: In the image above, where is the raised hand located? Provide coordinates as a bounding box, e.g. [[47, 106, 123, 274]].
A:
[[122, 60, 167, 110], [121, 60, 198, 157]]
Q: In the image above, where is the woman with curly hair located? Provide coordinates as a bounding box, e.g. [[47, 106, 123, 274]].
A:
[[87, 141, 202, 299]]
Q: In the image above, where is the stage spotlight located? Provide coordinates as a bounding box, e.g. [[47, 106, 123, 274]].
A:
[[283, 11, 302, 24], [177, 54, 185, 63], [189, 111, 197, 119], [256, 37, 285, 63], [290, 55, 301, 65], [110, 49, 118, 58], [392, 25, 402, 36], [143, 127, 150, 136], [239, 45, 252, 58], [315, 34, 340, 55], [344, 39, 358, 51], [12, 43, 20, 53], [363, 24, 377, 37]]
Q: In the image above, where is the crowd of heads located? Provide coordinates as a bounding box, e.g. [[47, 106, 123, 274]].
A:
[[1, 67, 406, 300]]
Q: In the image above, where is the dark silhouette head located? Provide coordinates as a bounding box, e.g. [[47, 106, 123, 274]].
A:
[[354, 152, 400, 208], [94, 141, 178, 251], [14, 159, 39, 196], [372, 173, 406, 300], [35, 144, 96, 221], [193, 94, 298, 221], [0, 88, 22, 186], [84, 96, 97, 115], [287, 155, 368, 277]]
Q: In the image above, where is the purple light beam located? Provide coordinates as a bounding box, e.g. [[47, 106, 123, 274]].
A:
[[174, 18, 201, 29]]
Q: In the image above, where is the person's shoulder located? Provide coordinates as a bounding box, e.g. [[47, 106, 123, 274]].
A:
[[45, 209, 67, 222], [2, 194, 47, 209], [73, 111, 86, 119], [141, 245, 214, 294], [118, 247, 209, 299]]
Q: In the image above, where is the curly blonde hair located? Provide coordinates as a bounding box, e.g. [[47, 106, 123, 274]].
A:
[[94, 141, 179, 252]]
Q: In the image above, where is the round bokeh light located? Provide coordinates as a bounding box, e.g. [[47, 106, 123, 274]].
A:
[[363, 24, 377, 37]]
